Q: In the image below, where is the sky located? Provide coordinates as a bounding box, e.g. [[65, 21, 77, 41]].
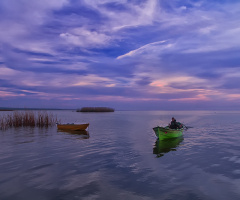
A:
[[0, 0, 240, 110]]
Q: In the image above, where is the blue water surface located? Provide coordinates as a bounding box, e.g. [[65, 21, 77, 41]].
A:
[[0, 110, 240, 200]]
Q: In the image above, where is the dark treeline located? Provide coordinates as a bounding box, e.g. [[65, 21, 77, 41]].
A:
[[77, 107, 115, 112], [0, 111, 58, 130]]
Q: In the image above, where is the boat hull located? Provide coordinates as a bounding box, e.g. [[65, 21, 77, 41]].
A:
[[57, 123, 89, 131], [153, 126, 183, 140]]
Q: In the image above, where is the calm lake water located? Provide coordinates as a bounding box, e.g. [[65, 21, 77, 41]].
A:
[[1, 110, 240, 200]]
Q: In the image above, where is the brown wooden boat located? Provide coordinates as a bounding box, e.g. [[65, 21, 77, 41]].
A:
[[57, 123, 89, 131]]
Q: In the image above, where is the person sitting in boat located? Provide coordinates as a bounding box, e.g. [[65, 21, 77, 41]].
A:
[[169, 117, 182, 129]]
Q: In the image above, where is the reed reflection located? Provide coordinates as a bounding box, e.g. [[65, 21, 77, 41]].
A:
[[153, 137, 184, 157]]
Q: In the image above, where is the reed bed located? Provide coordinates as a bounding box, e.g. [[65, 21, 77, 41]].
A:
[[0, 111, 58, 130]]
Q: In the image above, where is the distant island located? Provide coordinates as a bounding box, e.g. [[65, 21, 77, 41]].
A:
[[0, 109, 13, 111], [77, 107, 115, 112], [0, 107, 69, 111]]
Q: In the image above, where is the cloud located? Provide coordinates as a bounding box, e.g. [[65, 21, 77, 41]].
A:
[[59, 28, 111, 48], [0, 89, 25, 98], [117, 40, 167, 59], [115, 1, 240, 58], [83, 0, 158, 30], [0, 0, 240, 109]]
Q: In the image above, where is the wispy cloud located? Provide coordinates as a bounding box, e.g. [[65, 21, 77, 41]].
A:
[[60, 28, 111, 48], [117, 40, 167, 59]]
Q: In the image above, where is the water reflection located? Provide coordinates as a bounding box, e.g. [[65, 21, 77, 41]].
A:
[[57, 130, 90, 139], [153, 137, 184, 157]]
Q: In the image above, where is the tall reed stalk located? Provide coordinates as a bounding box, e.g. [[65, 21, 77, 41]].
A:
[[0, 111, 58, 130]]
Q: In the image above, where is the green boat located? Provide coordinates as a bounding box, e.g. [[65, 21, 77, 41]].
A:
[[153, 126, 184, 140]]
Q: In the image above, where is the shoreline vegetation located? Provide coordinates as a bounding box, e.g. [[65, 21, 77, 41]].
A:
[[0, 111, 59, 130], [0, 108, 66, 111], [77, 107, 115, 112]]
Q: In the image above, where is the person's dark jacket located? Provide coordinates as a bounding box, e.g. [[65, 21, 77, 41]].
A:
[[170, 119, 179, 129]]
